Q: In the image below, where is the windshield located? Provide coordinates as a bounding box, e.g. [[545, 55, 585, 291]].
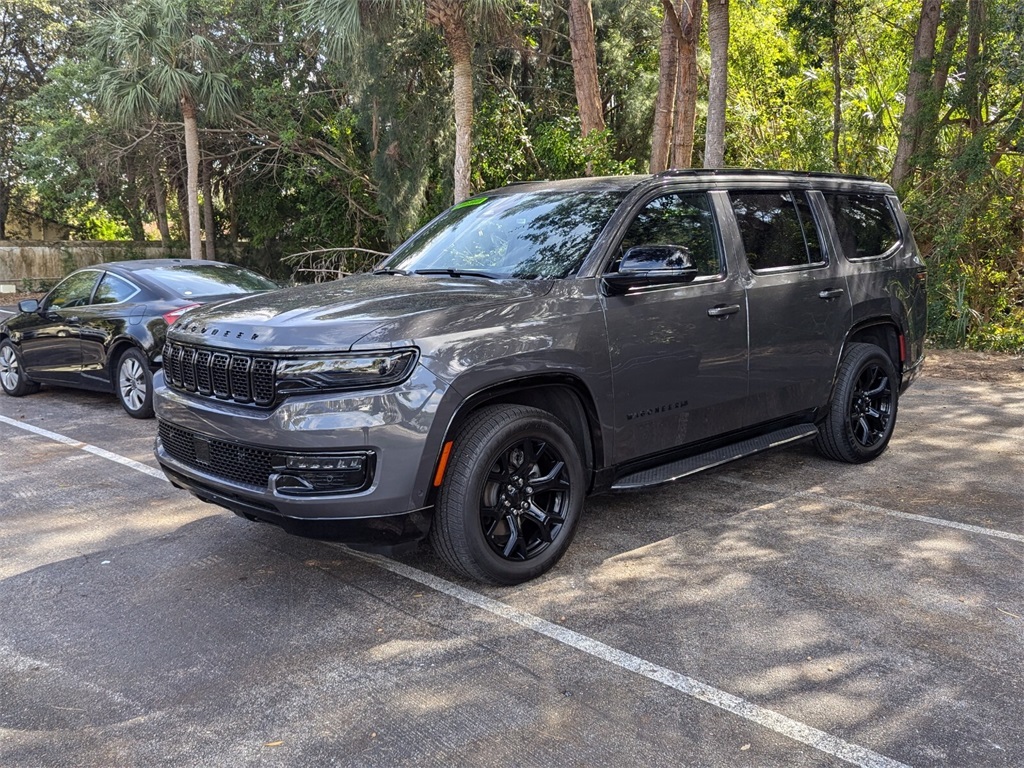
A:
[[378, 190, 626, 279], [135, 263, 279, 298]]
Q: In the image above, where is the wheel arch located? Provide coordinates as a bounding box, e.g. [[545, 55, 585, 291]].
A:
[[106, 337, 156, 384], [428, 374, 603, 506], [844, 318, 902, 372]]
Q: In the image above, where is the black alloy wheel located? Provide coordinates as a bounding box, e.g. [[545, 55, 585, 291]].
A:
[[480, 435, 571, 561], [431, 404, 585, 585], [815, 342, 899, 463]]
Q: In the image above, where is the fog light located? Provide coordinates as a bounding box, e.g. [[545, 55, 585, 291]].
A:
[[271, 452, 375, 496], [284, 455, 365, 472]]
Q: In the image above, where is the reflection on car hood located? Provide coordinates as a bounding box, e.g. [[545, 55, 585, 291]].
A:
[[166, 273, 553, 353]]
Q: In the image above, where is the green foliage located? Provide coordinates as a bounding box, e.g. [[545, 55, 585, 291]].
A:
[[8, 0, 1024, 351], [534, 119, 634, 178], [905, 161, 1024, 353]]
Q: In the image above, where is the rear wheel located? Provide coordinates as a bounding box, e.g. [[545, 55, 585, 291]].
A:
[[815, 342, 898, 463], [430, 404, 585, 585], [116, 347, 154, 419], [0, 339, 40, 397]]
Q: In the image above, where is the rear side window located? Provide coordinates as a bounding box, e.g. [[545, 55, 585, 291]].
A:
[[93, 273, 140, 305], [729, 191, 824, 272], [823, 193, 901, 260]]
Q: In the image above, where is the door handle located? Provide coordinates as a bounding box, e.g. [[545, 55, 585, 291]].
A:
[[818, 288, 845, 300], [707, 304, 740, 318], [67, 316, 81, 323]]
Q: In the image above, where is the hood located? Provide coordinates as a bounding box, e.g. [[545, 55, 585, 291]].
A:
[[166, 273, 552, 353]]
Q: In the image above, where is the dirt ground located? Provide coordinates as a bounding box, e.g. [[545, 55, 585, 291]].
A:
[[922, 346, 1024, 385], [3, 290, 1021, 385]]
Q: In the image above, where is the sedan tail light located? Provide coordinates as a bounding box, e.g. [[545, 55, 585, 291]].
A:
[[162, 303, 201, 326]]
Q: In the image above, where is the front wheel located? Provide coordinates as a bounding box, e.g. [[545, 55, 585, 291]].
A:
[[815, 342, 899, 463], [430, 404, 586, 585], [0, 339, 40, 397], [116, 347, 154, 419]]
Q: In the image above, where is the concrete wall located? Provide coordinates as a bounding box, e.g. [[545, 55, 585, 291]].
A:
[[0, 241, 185, 293]]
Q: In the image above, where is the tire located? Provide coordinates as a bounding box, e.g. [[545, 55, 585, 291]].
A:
[[814, 342, 899, 464], [115, 347, 154, 419], [430, 404, 586, 585], [0, 339, 40, 397]]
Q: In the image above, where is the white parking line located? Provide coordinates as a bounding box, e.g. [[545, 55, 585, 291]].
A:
[[0, 308, 15, 315], [0, 415, 911, 768], [720, 476, 1024, 544], [0, 414, 168, 482], [341, 546, 910, 768]]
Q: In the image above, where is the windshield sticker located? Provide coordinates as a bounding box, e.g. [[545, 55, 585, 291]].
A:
[[452, 196, 488, 210]]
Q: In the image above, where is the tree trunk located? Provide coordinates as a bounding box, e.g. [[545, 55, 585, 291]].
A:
[[173, 172, 189, 246], [568, 0, 605, 142], [0, 182, 9, 240], [650, 11, 678, 173], [428, 0, 473, 203], [670, 0, 702, 169], [202, 157, 216, 261], [149, 153, 170, 247], [705, 0, 730, 168], [918, 0, 966, 171], [124, 164, 146, 241], [831, 24, 842, 171], [180, 94, 203, 260], [226, 178, 239, 246], [964, 0, 984, 136], [892, 0, 941, 189]]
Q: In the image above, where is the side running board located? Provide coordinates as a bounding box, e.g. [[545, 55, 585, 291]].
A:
[[611, 425, 819, 491]]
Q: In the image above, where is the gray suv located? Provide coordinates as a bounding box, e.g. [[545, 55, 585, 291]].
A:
[[154, 170, 926, 585]]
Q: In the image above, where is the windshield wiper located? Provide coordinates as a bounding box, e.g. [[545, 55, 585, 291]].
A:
[[413, 268, 502, 279], [372, 268, 409, 276]]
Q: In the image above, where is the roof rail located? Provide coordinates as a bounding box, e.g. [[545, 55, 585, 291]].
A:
[[653, 167, 879, 183]]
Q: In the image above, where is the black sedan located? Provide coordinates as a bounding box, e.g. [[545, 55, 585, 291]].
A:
[[0, 259, 279, 418]]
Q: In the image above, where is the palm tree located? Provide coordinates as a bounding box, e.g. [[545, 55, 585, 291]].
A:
[[91, 0, 234, 260], [303, 0, 510, 204]]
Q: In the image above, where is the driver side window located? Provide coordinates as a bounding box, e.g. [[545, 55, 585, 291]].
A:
[[45, 271, 100, 310], [617, 193, 723, 278]]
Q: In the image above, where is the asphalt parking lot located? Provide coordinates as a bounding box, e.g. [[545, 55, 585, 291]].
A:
[[0, 353, 1021, 766]]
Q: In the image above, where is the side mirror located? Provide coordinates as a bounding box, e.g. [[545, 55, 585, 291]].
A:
[[603, 245, 699, 295], [18, 299, 39, 313]]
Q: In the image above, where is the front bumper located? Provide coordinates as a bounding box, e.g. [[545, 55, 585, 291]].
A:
[[153, 364, 452, 547], [160, 462, 431, 553]]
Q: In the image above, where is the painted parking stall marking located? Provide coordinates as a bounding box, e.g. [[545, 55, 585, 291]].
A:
[[339, 545, 912, 768], [1, 413, 914, 768], [0, 414, 168, 482], [720, 475, 1024, 545]]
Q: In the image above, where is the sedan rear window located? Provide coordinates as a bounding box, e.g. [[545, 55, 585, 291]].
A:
[[134, 264, 279, 298]]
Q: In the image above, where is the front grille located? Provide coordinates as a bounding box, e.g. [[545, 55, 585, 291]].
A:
[[164, 342, 276, 406], [159, 421, 275, 489]]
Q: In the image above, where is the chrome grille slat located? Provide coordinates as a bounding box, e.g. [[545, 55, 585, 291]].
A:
[[163, 341, 276, 406]]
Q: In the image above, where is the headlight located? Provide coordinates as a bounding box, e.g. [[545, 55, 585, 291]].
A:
[[275, 349, 418, 393]]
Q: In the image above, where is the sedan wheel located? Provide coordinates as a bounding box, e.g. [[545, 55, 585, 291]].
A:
[[116, 348, 154, 419], [0, 340, 40, 397]]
